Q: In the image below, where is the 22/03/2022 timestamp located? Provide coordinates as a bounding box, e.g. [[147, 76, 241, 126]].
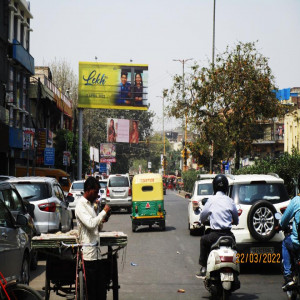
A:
[[236, 253, 280, 264]]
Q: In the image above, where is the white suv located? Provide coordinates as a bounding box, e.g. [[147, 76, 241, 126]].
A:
[[106, 174, 132, 212], [227, 174, 290, 255]]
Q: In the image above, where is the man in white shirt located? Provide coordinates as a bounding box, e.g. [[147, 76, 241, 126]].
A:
[[75, 176, 111, 299]]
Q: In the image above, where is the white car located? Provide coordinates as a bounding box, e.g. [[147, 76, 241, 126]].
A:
[[68, 180, 84, 218], [198, 174, 290, 255], [227, 174, 290, 255], [188, 174, 215, 235], [99, 179, 108, 208]]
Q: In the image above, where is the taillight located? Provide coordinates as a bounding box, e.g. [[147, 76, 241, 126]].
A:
[[238, 209, 242, 216], [38, 202, 56, 212], [128, 188, 132, 196], [158, 204, 162, 212], [220, 257, 234, 263], [106, 189, 110, 197], [68, 192, 73, 197], [280, 207, 287, 214], [135, 205, 138, 213], [192, 201, 199, 210]]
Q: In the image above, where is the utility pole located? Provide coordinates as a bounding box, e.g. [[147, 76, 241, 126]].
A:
[[210, 0, 216, 174], [173, 58, 193, 172], [156, 95, 166, 175]]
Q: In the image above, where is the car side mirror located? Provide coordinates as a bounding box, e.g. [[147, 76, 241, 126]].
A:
[[16, 214, 28, 226], [202, 198, 208, 206], [66, 195, 75, 203], [23, 200, 35, 218]]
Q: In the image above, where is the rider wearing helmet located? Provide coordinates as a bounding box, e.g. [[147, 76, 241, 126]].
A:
[[196, 174, 239, 278]]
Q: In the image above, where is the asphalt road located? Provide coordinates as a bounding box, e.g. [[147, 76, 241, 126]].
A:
[[30, 190, 287, 299]]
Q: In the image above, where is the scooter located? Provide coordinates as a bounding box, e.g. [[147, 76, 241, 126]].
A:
[[204, 235, 240, 300], [275, 212, 300, 300]]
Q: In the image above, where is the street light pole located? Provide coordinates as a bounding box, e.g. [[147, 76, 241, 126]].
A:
[[156, 95, 166, 175], [173, 58, 193, 172]]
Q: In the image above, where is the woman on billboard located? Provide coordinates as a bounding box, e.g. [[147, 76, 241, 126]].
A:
[[133, 73, 143, 106], [129, 120, 139, 144], [107, 119, 116, 142]]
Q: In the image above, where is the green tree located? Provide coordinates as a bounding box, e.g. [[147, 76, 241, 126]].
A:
[[167, 41, 283, 171], [53, 129, 90, 176], [235, 149, 300, 197]]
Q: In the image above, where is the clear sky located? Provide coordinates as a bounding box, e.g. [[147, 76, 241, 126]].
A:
[[28, 0, 300, 131]]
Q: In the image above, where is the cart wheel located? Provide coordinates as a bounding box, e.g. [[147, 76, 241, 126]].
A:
[[132, 223, 137, 232], [78, 270, 85, 299], [44, 277, 50, 300]]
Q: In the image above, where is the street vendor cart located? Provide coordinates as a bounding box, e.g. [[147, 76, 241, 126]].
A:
[[31, 230, 127, 300]]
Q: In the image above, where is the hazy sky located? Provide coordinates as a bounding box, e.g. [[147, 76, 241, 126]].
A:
[[28, 0, 300, 130]]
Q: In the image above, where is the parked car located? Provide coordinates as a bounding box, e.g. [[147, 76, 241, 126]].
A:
[[0, 175, 15, 181], [106, 174, 132, 212], [7, 177, 74, 234], [0, 196, 31, 284], [0, 181, 38, 270], [188, 174, 215, 235], [68, 180, 84, 218]]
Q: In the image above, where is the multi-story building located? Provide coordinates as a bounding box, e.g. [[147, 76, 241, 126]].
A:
[[0, 0, 34, 175]]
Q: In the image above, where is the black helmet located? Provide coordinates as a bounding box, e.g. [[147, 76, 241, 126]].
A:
[[212, 174, 229, 194]]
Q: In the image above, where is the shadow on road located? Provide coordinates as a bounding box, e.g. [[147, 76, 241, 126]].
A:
[[132, 225, 176, 233]]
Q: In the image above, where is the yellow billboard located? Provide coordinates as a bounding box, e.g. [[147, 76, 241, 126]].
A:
[[78, 62, 148, 110]]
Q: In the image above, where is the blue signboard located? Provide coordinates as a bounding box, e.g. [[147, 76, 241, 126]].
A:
[[99, 163, 107, 173], [44, 148, 55, 166]]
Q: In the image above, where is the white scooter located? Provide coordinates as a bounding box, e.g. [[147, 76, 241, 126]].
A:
[[204, 235, 240, 300]]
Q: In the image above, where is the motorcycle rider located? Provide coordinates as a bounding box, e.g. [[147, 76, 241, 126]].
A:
[[196, 174, 239, 278], [277, 195, 300, 290]]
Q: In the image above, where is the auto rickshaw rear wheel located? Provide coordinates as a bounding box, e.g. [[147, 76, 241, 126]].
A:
[[132, 223, 138, 232], [159, 220, 166, 231]]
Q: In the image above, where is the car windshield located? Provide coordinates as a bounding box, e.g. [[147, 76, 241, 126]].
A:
[[109, 177, 129, 187], [197, 183, 213, 195], [231, 183, 290, 205], [71, 182, 84, 190], [99, 181, 107, 188], [13, 182, 51, 201]]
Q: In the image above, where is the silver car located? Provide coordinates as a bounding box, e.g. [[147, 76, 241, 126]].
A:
[[8, 177, 73, 234], [0, 195, 30, 284], [106, 174, 132, 212]]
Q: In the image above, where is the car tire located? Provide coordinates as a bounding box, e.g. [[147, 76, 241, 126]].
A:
[[247, 200, 277, 242], [30, 250, 38, 271], [19, 253, 30, 285]]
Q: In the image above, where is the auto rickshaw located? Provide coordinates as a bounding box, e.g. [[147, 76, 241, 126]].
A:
[[131, 173, 166, 232]]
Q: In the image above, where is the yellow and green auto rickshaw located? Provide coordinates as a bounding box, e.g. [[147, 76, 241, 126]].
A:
[[131, 173, 166, 232]]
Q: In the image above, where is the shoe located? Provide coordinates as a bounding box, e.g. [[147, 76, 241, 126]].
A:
[[195, 266, 207, 279], [282, 276, 295, 291]]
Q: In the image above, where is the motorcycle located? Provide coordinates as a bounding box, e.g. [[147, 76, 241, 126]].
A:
[[275, 212, 300, 300], [203, 234, 240, 300]]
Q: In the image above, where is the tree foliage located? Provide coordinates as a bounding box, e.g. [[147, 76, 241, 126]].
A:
[[235, 149, 300, 198], [167, 41, 284, 171]]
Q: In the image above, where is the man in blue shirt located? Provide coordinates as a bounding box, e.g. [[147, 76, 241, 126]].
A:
[[278, 196, 300, 290], [116, 72, 131, 105], [196, 174, 239, 278]]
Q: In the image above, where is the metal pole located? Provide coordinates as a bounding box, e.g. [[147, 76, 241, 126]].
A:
[[78, 108, 83, 180], [210, 0, 216, 174]]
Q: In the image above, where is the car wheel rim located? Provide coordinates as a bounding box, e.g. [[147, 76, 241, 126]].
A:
[[252, 207, 274, 236]]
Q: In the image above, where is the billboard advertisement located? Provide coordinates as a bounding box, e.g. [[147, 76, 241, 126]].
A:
[[78, 62, 148, 110], [100, 143, 116, 163], [107, 119, 139, 144]]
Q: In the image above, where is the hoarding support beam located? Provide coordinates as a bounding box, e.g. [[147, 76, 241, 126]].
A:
[[78, 108, 83, 180]]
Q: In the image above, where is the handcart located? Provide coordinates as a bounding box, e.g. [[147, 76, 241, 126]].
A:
[[31, 230, 127, 300]]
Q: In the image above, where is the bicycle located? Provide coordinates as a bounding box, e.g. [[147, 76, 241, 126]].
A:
[[0, 271, 43, 300], [61, 241, 98, 300]]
